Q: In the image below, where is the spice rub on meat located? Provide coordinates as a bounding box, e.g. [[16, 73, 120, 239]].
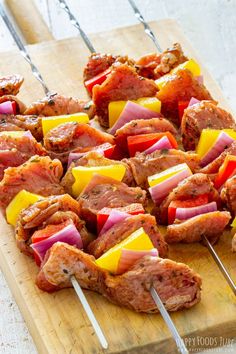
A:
[[0, 74, 24, 96], [0, 155, 64, 210], [87, 214, 168, 258], [93, 64, 158, 128], [0, 114, 43, 141], [158, 173, 220, 224], [83, 53, 134, 83], [15, 194, 89, 256], [181, 101, 236, 151], [115, 117, 178, 154], [24, 94, 95, 118], [0, 132, 46, 180], [221, 176, 236, 217], [77, 174, 147, 230], [61, 151, 134, 195], [36, 243, 107, 293], [136, 43, 187, 79], [157, 69, 212, 126], [126, 149, 200, 189], [165, 211, 230, 244], [36, 242, 202, 313], [44, 122, 114, 164]]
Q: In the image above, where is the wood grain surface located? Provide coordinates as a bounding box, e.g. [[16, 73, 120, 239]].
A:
[[5, 0, 53, 44], [0, 20, 235, 354]]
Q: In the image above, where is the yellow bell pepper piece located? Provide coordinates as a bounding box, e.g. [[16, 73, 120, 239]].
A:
[[172, 59, 201, 76], [95, 227, 154, 273], [108, 97, 162, 127], [108, 101, 127, 128], [155, 59, 201, 90], [6, 190, 43, 226], [231, 216, 236, 228], [136, 97, 161, 113], [42, 113, 89, 136], [148, 163, 192, 187], [196, 129, 236, 158], [71, 164, 126, 197]]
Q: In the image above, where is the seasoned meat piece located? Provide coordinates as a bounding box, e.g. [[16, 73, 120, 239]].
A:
[[87, 214, 168, 258], [232, 234, 236, 252], [0, 114, 42, 141], [0, 132, 46, 180], [127, 149, 200, 188], [24, 94, 95, 118], [0, 95, 26, 114], [61, 151, 134, 194], [84, 53, 116, 82], [44, 122, 114, 164], [15, 194, 89, 256], [165, 211, 230, 244], [157, 69, 212, 126], [158, 173, 220, 224], [0, 74, 23, 96], [0, 155, 64, 210], [83, 53, 134, 82], [115, 117, 178, 153], [181, 101, 236, 151], [136, 43, 187, 79], [220, 176, 236, 216], [78, 174, 147, 230], [200, 141, 236, 175], [36, 242, 107, 293], [105, 255, 201, 312], [93, 64, 158, 128], [36, 242, 202, 313]]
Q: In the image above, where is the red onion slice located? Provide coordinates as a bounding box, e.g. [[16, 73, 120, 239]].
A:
[[144, 136, 172, 154], [31, 223, 83, 265], [149, 168, 192, 205], [188, 97, 200, 107], [200, 131, 234, 167], [175, 201, 217, 221], [99, 209, 130, 236], [109, 101, 161, 135], [117, 248, 158, 274], [0, 101, 15, 114]]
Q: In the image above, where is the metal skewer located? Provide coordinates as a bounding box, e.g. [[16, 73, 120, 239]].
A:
[[56, 3, 189, 354], [151, 288, 188, 354], [0, 4, 108, 350], [58, 0, 96, 53], [128, 0, 236, 297], [71, 276, 108, 349], [202, 235, 236, 295], [128, 0, 162, 53], [0, 5, 50, 96]]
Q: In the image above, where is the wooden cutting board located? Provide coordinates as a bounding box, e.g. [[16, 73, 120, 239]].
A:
[[0, 20, 236, 354]]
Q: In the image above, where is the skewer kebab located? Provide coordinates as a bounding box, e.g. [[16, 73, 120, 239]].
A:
[[57, 2, 190, 353], [127, 0, 236, 296], [0, 4, 108, 350], [0, 3, 234, 354]]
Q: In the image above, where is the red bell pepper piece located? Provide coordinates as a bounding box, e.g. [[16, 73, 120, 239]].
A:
[[178, 101, 189, 122], [168, 194, 209, 224], [97, 204, 145, 234], [214, 155, 236, 189], [84, 68, 111, 94], [103, 144, 116, 159], [127, 132, 178, 157], [32, 220, 71, 265]]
